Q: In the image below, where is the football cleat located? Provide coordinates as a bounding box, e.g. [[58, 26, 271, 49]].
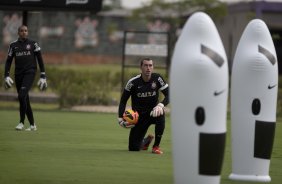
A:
[[25, 125, 37, 131], [141, 134, 154, 150], [15, 122, 24, 130], [152, 146, 163, 154]]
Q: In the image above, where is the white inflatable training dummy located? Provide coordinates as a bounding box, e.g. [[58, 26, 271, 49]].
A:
[[229, 19, 278, 182], [170, 12, 228, 184]]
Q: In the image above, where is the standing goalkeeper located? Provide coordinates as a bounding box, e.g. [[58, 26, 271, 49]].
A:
[[118, 58, 169, 154], [3, 25, 47, 131]]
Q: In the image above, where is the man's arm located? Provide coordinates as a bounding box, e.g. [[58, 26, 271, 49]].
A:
[[4, 56, 13, 78], [4, 56, 14, 89], [118, 90, 130, 118], [117, 90, 135, 128], [160, 87, 169, 106], [35, 46, 47, 91], [35, 51, 45, 73], [150, 85, 169, 117], [34, 42, 45, 73], [4, 45, 14, 89], [4, 44, 14, 78]]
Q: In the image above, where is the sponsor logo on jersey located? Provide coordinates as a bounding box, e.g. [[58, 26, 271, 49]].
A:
[[26, 44, 31, 50], [125, 82, 133, 91], [158, 77, 165, 87], [137, 91, 156, 98], [16, 51, 31, 57], [34, 43, 41, 51], [151, 81, 156, 89]]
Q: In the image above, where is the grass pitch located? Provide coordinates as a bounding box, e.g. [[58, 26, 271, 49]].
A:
[[0, 109, 281, 184], [0, 110, 172, 184]]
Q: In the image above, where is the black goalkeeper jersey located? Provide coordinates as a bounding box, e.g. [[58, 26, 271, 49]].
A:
[[4, 38, 45, 77], [118, 73, 169, 117]]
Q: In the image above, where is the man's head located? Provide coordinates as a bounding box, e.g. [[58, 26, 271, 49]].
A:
[[18, 25, 28, 40], [140, 58, 154, 81]]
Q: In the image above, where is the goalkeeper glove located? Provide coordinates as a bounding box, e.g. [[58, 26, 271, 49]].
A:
[[150, 103, 164, 117], [118, 118, 135, 129], [4, 76, 14, 89], [37, 72, 47, 91]]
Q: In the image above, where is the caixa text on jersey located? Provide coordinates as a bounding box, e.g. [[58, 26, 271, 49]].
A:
[[16, 51, 31, 57], [137, 91, 156, 98]]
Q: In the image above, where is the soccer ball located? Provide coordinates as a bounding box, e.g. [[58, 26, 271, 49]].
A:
[[123, 109, 139, 124]]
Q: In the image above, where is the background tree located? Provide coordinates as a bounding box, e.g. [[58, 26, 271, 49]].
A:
[[131, 0, 227, 29]]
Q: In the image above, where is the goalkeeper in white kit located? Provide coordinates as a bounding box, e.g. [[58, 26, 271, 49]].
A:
[[118, 58, 169, 154]]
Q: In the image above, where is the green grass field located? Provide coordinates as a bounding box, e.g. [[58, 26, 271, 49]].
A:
[[0, 109, 281, 184]]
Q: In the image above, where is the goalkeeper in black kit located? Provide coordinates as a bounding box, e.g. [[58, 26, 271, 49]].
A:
[[3, 25, 47, 131], [118, 58, 169, 154]]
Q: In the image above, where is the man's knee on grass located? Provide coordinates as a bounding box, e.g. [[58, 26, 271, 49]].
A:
[[129, 144, 141, 151]]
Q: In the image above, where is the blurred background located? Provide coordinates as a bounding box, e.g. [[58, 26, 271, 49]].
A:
[[0, 0, 281, 112]]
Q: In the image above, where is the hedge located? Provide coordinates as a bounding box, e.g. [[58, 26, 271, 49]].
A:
[[1, 65, 282, 115], [46, 66, 123, 108]]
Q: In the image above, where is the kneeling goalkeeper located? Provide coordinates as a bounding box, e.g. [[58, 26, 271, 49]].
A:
[[118, 58, 169, 154]]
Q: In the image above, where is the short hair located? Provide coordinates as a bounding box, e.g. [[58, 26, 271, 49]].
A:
[[140, 58, 153, 66], [18, 25, 28, 32]]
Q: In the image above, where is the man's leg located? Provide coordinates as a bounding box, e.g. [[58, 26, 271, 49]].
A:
[[141, 134, 154, 150], [18, 86, 28, 123], [128, 115, 150, 151], [152, 115, 165, 154], [16, 73, 35, 127], [25, 95, 34, 126], [15, 75, 25, 126]]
